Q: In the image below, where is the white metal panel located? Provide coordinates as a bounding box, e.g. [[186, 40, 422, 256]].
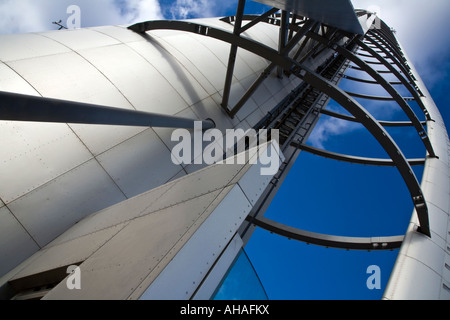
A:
[[421, 168, 450, 219], [192, 34, 255, 81], [43, 189, 224, 300], [148, 35, 216, 95], [404, 233, 446, 276], [45, 179, 177, 247], [139, 184, 251, 300], [69, 124, 146, 157], [384, 253, 442, 300], [248, 22, 279, 50], [0, 33, 70, 62], [8, 159, 127, 247], [11, 222, 127, 281], [0, 62, 40, 96], [79, 43, 188, 115], [150, 160, 247, 213], [92, 25, 146, 43], [235, 142, 282, 205], [236, 48, 270, 74], [427, 203, 450, 241], [152, 107, 200, 159], [0, 121, 93, 203], [0, 207, 40, 276], [8, 51, 133, 107], [39, 29, 120, 51], [96, 128, 182, 198], [166, 169, 188, 183], [428, 122, 449, 164], [49, 148, 250, 249], [158, 34, 231, 92], [127, 40, 210, 106]]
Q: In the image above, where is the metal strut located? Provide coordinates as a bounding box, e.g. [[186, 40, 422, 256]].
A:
[[251, 216, 404, 251], [291, 142, 426, 167], [0, 91, 215, 129]]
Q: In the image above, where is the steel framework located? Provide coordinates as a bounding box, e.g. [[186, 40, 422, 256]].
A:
[[128, 0, 433, 245]]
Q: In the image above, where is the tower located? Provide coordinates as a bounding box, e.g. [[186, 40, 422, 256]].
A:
[[0, 0, 448, 300]]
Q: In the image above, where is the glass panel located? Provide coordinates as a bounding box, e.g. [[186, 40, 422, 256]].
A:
[[213, 249, 268, 300]]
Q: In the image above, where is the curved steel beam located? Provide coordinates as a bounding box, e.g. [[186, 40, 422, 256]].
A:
[[291, 142, 426, 167], [343, 74, 402, 86], [345, 91, 414, 101], [128, 20, 295, 71], [363, 60, 386, 65], [128, 19, 431, 237], [321, 109, 426, 127], [356, 51, 377, 58], [349, 65, 391, 74], [252, 216, 404, 250]]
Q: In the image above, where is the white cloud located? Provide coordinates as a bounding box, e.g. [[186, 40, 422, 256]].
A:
[[168, 0, 236, 20], [0, 0, 163, 34], [351, 0, 450, 81], [119, 0, 164, 24], [307, 103, 362, 149], [308, 116, 359, 149], [0, 0, 47, 34]]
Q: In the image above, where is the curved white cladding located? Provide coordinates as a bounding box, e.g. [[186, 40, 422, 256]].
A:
[[384, 46, 450, 300], [0, 18, 302, 276]]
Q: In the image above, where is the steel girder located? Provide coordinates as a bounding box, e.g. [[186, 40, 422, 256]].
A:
[[252, 216, 404, 251], [321, 109, 427, 128], [291, 142, 426, 167]]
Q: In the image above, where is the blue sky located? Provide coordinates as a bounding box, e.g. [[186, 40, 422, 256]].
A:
[[1, 0, 449, 300]]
